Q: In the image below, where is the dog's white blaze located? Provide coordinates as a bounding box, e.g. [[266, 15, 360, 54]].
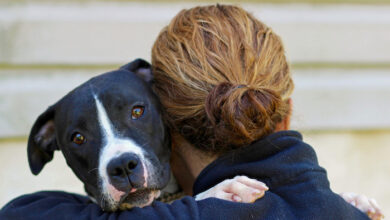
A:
[[94, 95, 114, 140], [94, 95, 150, 205]]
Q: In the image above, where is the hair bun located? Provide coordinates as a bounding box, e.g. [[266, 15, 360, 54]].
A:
[[205, 82, 286, 149]]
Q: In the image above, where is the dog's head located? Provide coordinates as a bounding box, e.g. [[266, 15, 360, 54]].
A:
[[27, 59, 171, 211]]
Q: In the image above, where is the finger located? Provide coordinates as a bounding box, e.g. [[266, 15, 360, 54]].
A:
[[341, 193, 384, 220], [355, 195, 372, 213], [232, 195, 242, 202], [368, 211, 384, 220], [354, 195, 384, 220], [368, 199, 381, 213], [225, 180, 265, 203], [215, 192, 236, 202], [339, 192, 357, 203], [367, 199, 384, 220], [234, 176, 269, 191]]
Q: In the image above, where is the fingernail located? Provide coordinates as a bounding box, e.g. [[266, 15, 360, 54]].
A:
[[253, 190, 261, 195], [260, 183, 269, 190], [233, 195, 242, 202]]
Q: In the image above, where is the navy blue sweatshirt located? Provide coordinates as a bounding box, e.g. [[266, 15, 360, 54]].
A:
[[0, 131, 369, 219]]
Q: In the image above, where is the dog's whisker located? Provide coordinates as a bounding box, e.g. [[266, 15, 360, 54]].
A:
[[100, 196, 105, 209], [140, 142, 149, 148], [88, 168, 99, 174]]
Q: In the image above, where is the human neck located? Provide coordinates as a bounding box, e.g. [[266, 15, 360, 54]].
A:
[[170, 134, 217, 195]]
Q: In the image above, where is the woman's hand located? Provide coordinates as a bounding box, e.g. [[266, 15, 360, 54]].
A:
[[195, 175, 268, 203], [340, 192, 384, 220], [195, 176, 384, 220]]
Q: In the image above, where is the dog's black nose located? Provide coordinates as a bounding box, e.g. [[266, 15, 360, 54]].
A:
[[107, 153, 140, 178]]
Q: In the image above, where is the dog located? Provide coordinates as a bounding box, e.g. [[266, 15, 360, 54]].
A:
[[27, 59, 268, 212], [28, 59, 174, 211]]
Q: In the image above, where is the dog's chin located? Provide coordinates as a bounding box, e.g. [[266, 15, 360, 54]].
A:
[[117, 189, 161, 210]]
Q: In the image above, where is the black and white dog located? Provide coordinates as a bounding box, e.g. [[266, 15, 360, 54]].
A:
[[27, 59, 268, 211], [28, 59, 170, 211]]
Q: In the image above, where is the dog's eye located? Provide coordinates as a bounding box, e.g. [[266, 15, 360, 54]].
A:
[[71, 133, 86, 145], [131, 106, 144, 119]]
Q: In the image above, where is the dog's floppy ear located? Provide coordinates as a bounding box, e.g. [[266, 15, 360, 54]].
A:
[[120, 58, 153, 83], [27, 105, 59, 175]]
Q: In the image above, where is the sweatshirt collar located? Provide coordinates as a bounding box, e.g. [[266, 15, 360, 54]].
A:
[[192, 130, 304, 195]]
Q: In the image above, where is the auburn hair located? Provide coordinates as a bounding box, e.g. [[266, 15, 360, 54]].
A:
[[152, 4, 294, 154]]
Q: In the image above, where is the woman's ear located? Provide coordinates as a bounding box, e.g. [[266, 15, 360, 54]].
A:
[[120, 59, 153, 83], [27, 105, 59, 175]]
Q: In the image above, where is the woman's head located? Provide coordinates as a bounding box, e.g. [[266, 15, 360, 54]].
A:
[[152, 4, 294, 154]]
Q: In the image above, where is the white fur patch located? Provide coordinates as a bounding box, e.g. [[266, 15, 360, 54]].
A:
[[94, 95, 150, 206]]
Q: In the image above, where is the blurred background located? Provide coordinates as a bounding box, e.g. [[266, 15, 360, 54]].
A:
[[0, 0, 389, 216]]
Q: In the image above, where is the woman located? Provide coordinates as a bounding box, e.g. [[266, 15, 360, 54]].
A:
[[0, 4, 381, 220]]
